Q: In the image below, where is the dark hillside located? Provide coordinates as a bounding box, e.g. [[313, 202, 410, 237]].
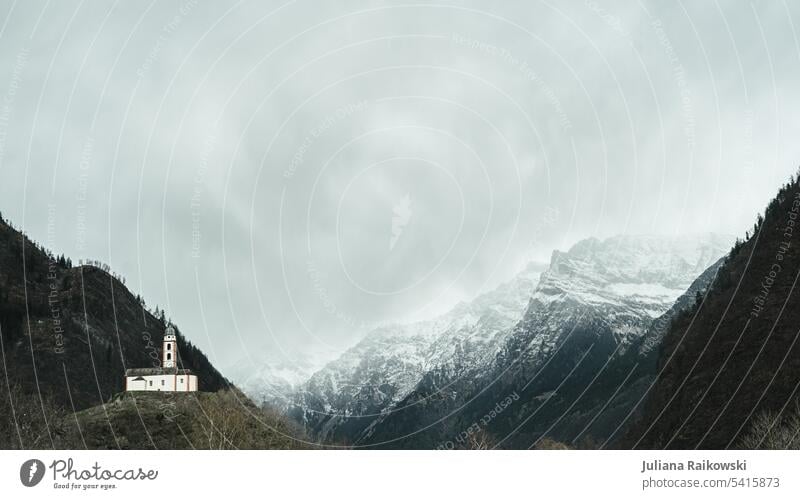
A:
[[0, 215, 229, 415], [628, 170, 800, 448]]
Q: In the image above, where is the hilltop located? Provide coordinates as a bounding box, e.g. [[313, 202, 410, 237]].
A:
[[72, 390, 308, 449]]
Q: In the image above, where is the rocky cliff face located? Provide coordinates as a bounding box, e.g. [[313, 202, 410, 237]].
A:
[[495, 234, 732, 378]]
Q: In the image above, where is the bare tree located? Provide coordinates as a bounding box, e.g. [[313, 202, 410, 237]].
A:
[[465, 427, 497, 450], [739, 403, 800, 450]]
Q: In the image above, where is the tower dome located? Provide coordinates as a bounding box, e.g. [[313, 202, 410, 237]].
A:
[[164, 324, 176, 341]]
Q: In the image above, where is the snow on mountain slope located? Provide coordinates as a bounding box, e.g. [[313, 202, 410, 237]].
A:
[[513, 233, 734, 358], [227, 345, 339, 412], [286, 233, 733, 446], [289, 262, 546, 441]]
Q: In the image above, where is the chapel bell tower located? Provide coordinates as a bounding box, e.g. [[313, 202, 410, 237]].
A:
[[163, 325, 177, 368]]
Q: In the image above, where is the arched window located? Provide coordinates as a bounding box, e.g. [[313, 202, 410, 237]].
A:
[[167, 343, 171, 351], [167, 353, 172, 360]]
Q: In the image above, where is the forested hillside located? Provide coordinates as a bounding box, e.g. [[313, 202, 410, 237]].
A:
[[628, 170, 800, 449]]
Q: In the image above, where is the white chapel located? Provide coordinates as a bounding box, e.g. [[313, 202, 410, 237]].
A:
[[124, 325, 198, 392]]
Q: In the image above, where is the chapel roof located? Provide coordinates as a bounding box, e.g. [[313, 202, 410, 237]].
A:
[[125, 367, 194, 376]]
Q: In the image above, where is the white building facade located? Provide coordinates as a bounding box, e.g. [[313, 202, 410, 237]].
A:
[[125, 325, 199, 392]]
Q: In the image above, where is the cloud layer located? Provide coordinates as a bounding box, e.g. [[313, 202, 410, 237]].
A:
[[1, 0, 798, 367]]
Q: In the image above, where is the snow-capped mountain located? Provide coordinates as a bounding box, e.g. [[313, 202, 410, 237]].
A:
[[499, 233, 734, 368], [288, 262, 547, 442], [323, 233, 733, 448]]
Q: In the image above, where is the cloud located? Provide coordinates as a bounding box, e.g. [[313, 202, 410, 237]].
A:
[[1, 0, 799, 366]]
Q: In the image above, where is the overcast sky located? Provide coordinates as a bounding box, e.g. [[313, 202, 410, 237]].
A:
[[1, 0, 799, 369]]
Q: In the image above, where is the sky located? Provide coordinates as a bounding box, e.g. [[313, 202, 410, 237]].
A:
[[0, 0, 799, 370]]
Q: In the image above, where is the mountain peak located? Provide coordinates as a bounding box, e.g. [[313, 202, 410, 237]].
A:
[[530, 233, 734, 338], [546, 233, 734, 288]]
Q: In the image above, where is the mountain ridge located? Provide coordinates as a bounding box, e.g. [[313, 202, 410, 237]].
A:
[[284, 232, 732, 447], [360, 233, 730, 448]]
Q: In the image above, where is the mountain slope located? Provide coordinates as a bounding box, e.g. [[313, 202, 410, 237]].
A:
[[289, 262, 546, 443], [628, 173, 800, 449], [228, 345, 339, 413], [360, 234, 732, 448]]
